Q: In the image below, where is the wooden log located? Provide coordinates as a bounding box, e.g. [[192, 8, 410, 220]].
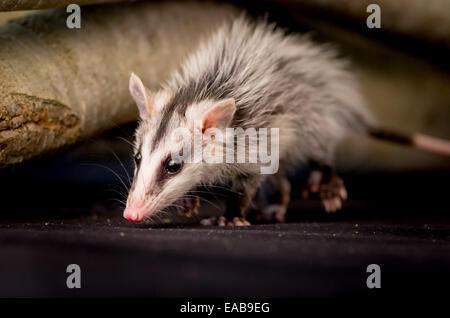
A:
[[0, 2, 239, 167], [0, 0, 131, 11]]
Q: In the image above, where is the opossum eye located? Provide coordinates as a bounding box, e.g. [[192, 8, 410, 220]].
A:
[[134, 152, 142, 166], [164, 158, 183, 175]]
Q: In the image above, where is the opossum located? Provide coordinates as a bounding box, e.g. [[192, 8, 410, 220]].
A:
[[123, 16, 450, 225]]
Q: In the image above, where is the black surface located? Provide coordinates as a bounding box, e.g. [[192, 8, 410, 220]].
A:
[[1, 135, 449, 298], [1, 216, 449, 298]]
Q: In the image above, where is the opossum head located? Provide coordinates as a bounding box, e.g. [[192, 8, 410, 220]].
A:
[[123, 73, 236, 222]]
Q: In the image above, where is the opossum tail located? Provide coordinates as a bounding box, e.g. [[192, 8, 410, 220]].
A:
[[367, 126, 450, 157]]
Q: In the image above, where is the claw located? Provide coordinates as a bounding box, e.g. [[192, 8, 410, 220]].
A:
[[201, 216, 251, 226]]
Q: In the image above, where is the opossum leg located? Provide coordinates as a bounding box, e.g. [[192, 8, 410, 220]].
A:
[[302, 161, 347, 213], [254, 174, 291, 223], [202, 176, 262, 226], [176, 189, 200, 217], [228, 175, 262, 219]]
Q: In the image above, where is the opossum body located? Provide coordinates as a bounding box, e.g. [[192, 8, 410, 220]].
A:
[[124, 16, 376, 224]]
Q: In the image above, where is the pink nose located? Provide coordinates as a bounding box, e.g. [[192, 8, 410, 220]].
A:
[[123, 199, 148, 222], [123, 206, 144, 222]]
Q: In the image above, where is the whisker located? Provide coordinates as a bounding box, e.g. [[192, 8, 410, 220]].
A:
[[106, 188, 128, 200], [81, 163, 129, 194], [110, 150, 132, 186], [181, 194, 221, 211], [187, 189, 234, 200], [117, 136, 135, 148], [202, 184, 236, 193], [109, 198, 127, 206], [111, 121, 133, 139]]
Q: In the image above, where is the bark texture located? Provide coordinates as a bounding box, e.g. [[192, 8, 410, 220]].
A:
[[0, 2, 239, 167], [0, 0, 131, 11]]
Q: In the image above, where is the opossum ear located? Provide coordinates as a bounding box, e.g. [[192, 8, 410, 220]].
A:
[[201, 98, 236, 133], [129, 73, 154, 118]]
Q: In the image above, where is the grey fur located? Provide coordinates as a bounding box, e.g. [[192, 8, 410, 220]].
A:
[[128, 16, 374, 220], [161, 16, 373, 161]]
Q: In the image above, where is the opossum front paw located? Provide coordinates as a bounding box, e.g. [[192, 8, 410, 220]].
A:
[[177, 196, 200, 217], [230, 217, 251, 226], [302, 168, 347, 213], [201, 216, 251, 226], [201, 216, 227, 226]]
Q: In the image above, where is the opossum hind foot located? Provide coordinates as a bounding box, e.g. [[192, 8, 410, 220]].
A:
[[302, 162, 347, 213]]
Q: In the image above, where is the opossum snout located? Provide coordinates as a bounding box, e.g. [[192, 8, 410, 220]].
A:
[[123, 206, 142, 222], [123, 198, 152, 223]]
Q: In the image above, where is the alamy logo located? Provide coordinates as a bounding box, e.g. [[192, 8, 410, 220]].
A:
[[66, 4, 81, 29], [169, 121, 279, 175], [66, 264, 81, 289], [366, 4, 381, 29], [366, 264, 381, 288]]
